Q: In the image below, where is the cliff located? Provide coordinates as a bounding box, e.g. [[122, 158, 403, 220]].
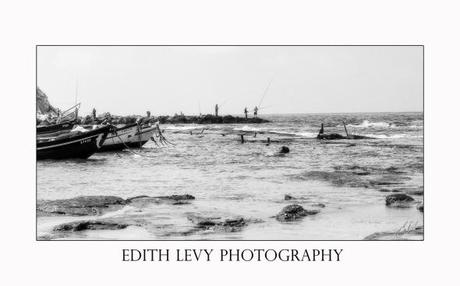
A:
[[36, 87, 58, 117]]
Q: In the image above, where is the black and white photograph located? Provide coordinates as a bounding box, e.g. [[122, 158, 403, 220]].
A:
[[5, 0, 460, 285], [36, 45, 423, 241]]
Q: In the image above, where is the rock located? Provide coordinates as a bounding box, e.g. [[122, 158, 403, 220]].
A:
[[37, 196, 126, 216], [181, 215, 251, 235], [125, 195, 150, 203], [36, 87, 58, 118], [378, 189, 392, 193], [279, 146, 290, 154], [385, 193, 415, 208], [158, 114, 269, 124], [53, 220, 129, 232], [317, 134, 373, 140], [417, 204, 424, 212], [312, 203, 326, 208], [275, 204, 320, 222], [353, 171, 371, 176], [126, 194, 195, 207], [403, 188, 424, 196], [156, 194, 195, 201], [284, 194, 295, 200], [317, 133, 345, 140]]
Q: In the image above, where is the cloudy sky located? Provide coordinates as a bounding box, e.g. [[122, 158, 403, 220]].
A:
[[37, 46, 423, 116]]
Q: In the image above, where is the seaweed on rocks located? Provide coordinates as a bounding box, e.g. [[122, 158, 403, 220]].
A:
[[275, 204, 320, 222], [53, 220, 130, 232], [174, 214, 259, 236], [385, 193, 415, 208], [126, 194, 195, 207], [292, 164, 412, 190], [37, 196, 126, 216]]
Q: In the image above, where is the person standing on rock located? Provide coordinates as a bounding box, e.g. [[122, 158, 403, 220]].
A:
[[215, 104, 219, 117], [92, 108, 97, 120], [254, 106, 259, 118], [244, 107, 248, 119]]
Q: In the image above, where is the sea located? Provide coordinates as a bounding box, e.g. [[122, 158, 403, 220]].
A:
[[37, 112, 423, 240]]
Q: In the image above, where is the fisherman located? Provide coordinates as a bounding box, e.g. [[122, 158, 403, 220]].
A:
[[215, 104, 219, 117], [56, 109, 61, 123], [254, 106, 259, 118], [319, 123, 324, 135], [244, 107, 248, 119], [103, 112, 112, 124], [92, 108, 97, 120], [146, 111, 151, 118]]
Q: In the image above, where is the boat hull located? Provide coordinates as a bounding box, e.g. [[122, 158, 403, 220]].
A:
[[37, 126, 111, 160], [37, 120, 76, 135], [98, 124, 156, 152]]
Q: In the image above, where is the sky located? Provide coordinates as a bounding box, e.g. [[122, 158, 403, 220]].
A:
[[37, 46, 423, 116]]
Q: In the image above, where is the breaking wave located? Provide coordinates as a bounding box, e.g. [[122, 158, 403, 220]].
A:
[[345, 120, 422, 129], [165, 125, 202, 131], [347, 120, 393, 128]]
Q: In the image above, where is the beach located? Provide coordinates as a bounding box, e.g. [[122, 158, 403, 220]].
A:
[[37, 112, 423, 240]]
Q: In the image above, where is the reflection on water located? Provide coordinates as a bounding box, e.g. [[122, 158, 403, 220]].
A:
[[37, 112, 423, 240]]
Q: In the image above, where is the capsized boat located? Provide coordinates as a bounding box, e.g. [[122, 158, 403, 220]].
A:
[[98, 122, 158, 152], [37, 125, 112, 160]]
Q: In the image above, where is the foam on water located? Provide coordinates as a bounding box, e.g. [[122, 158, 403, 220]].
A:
[[347, 120, 393, 128], [37, 112, 423, 240]]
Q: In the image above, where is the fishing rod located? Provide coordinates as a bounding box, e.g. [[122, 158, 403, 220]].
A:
[[258, 105, 273, 111], [257, 76, 275, 108]]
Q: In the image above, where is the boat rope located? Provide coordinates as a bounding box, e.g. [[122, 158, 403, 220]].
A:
[[111, 124, 174, 158]]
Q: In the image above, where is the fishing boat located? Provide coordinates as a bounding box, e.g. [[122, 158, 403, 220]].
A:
[[37, 125, 112, 160], [37, 103, 80, 135], [98, 122, 158, 152], [37, 119, 77, 135]]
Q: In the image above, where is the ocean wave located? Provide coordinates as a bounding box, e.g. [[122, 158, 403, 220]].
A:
[[363, 133, 407, 139], [165, 125, 202, 131], [233, 125, 263, 132], [345, 120, 423, 129], [346, 120, 393, 128]]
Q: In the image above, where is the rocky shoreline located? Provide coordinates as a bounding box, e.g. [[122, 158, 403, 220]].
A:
[[37, 194, 325, 240], [37, 191, 422, 240]]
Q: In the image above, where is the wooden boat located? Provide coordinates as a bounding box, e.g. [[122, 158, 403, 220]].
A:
[[98, 122, 157, 152], [37, 120, 77, 135], [37, 125, 112, 160], [37, 103, 80, 135]]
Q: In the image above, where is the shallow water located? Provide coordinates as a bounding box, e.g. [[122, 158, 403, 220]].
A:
[[37, 112, 423, 240]]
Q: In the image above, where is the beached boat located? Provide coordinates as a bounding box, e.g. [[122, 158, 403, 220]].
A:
[[37, 120, 77, 135], [98, 122, 157, 152], [37, 125, 112, 160]]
